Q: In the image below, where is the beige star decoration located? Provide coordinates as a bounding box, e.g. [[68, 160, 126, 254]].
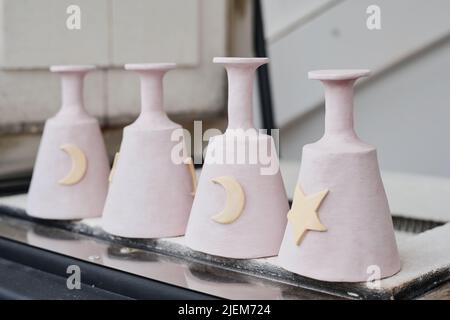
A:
[[288, 185, 329, 246]]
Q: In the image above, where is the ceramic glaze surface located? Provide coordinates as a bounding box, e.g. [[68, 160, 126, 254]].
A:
[[278, 70, 401, 282], [185, 58, 289, 259], [27, 65, 109, 220]]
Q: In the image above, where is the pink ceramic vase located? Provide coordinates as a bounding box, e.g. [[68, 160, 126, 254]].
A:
[[185, 57, 289, 259], [27, 65, 109, 220], [278, 70, 401, 282], [101, 63, 194, 238]]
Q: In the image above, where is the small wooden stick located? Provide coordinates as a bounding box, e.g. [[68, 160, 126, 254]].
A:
[[183, 157, 197, 196]]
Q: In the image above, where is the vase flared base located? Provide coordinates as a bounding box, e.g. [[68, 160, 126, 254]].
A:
[[101, 126, 193, 239], [185, 133, 289, 259]]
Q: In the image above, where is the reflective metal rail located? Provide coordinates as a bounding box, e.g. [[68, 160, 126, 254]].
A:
[[0, 200, 449, 300]]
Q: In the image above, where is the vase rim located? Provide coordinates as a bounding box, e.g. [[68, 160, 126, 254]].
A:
[[50, 65, 96, 73], [309, 69, 370, 81], [125, 63, 177, 71], [213, 57, 269, 65]]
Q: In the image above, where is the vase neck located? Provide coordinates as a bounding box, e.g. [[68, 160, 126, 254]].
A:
[[214, 57, 268, 132], [124, 64, 176, 129], [224, 65, 258, 131], [322, 79, 357, 140], [58, 72, 88, 118], [132, 69, 177, 130], [138, 71, 166, 117]]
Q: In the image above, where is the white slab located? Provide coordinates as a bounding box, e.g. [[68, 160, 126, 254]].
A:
[[0, 70, 105, 126], [0, 0, 109, 68], [106, 0, 227, 119], [111, 0, 200, 66]]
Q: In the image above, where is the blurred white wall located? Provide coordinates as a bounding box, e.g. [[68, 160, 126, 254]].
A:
[[0, 0, 232, 176], [0, 0, 228, 129], [262, 0, 450, 177]]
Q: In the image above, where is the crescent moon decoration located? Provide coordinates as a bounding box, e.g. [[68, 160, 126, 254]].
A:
[[109, 152, 120, 183], [211, 176, 245, 224], [58, 144, 88, 186], [183, 157, 197, 196]]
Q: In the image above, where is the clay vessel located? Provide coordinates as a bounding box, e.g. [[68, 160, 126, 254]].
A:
[[185, 57, 289, 259], [102, 63, 194, 238], [27, 65, 109, 220], [278, 70, 401, 282]]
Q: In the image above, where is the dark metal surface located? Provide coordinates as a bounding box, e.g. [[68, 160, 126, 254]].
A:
[[0, 174, 30, 197], [254, 0, 276, 133], [392, 215, 445, 234], [0, 256, 128, 300], [0, 236, 214, 300], [0, 203, 449, 300], [0, 206, 340, 300]]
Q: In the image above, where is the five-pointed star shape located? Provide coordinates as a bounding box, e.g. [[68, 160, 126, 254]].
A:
[[287, 185, 329, 246]]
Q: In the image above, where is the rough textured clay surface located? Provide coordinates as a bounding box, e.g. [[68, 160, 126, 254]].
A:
[[278, 70, 401, 282], [27, 65, 109, 220], [185, 58, 289, 259], [101, 63, 193, 238]]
